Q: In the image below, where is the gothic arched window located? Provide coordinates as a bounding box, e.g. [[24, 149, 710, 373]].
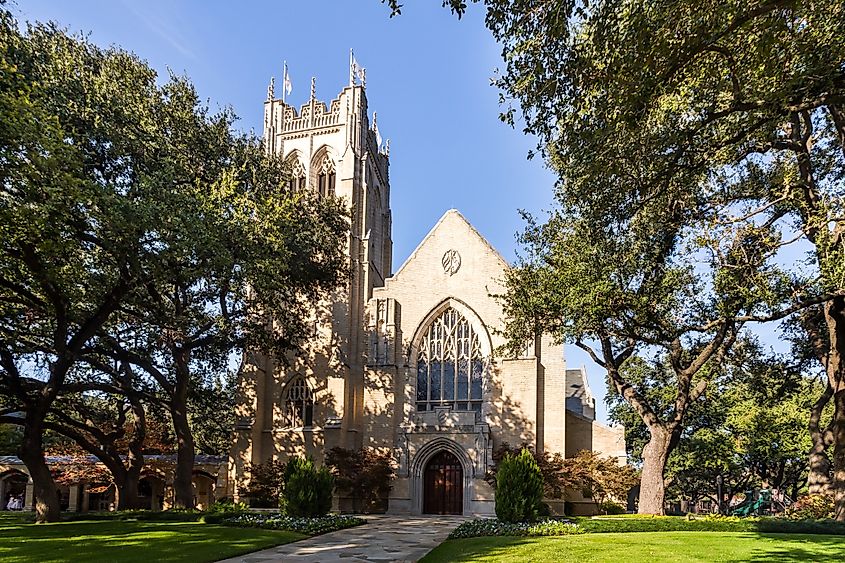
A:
[[286, 158, 306, 191], [316, 155, 336, 198], [416, 307, 485, 413], [283, 377, 314, 428]]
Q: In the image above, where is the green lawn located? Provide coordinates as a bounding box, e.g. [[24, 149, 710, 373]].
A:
[[0, 512, 304, 563], [421, 532, 845, 562]]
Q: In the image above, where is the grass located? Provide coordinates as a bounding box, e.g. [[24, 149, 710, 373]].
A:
[[421, 531, 845, 562], [572, 514, 845, 535], [0, 511, 305, 563]]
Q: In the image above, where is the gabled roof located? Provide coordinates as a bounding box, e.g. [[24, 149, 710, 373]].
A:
[[391, 208, 510, 279]]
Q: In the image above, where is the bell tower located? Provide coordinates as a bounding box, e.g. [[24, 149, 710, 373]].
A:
[[230, 55, 393, 492]]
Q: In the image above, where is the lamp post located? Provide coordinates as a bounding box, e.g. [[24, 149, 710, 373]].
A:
[[716, 475, 724, 515]]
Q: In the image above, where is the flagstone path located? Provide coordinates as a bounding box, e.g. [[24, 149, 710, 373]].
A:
[[217, 515, 467, 563]]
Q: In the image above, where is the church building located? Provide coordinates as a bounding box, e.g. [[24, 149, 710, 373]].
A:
[[229, 63, 625, 516]]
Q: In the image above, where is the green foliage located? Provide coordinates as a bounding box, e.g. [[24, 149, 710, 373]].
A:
[[197, 500, 249, 524], [0, 5, 348, 517], [495, 448, 544, 523], [608, 337, 817, 507], [281, 457, 333, 518], [241, 460, 287, 508], [599, 501, 626, 515], [222, 513, 364, 535], [188, 371, 237, 456], [420, 0, 845, 518], [567, 451, 639, 513], [784, 494, 836, 520], [487, 443, 575, 500], [449, 518, 583, 539], [325, 447, 395, 513], [0, 424, 21, 455], [488, 444, 637, 513], [575, 515, 845, 535]]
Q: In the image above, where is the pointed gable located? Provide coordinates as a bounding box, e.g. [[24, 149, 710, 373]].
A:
[[373, 208, 512, 355]]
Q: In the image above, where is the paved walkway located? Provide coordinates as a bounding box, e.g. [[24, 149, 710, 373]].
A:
[[217, 515, 467, 563]]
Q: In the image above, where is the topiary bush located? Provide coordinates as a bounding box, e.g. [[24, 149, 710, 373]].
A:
[[495, 448, 544, 523], [281, 456, 334, 517]]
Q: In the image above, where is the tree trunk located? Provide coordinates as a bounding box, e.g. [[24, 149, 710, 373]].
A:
[[19, 416, 60, 523], [833, 389, 845, 521], [122, 396, 146, 511], [638, 425, 673, 515], [171, 400, 195, 509], [823, 297, 845, 521], [115, 474, 140, 511], [808, 382, 833, 494]]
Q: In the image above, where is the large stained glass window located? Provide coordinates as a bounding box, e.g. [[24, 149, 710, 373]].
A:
[[416, 307, 485, 413]]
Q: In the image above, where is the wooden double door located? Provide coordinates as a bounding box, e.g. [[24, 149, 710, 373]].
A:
[[423, 450, 464, 515]]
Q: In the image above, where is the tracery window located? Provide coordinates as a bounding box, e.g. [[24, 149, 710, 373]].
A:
[[316, 156, 336, 198], [416, 307, 485, 413], [283, 377, 314, 428], [286, 159, 306, 191]]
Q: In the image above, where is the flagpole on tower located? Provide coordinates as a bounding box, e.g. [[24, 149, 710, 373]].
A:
[[282, 60, 287, 104]]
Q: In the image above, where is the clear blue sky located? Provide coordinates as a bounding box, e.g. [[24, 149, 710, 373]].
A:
[[14, 0, 612, 421]]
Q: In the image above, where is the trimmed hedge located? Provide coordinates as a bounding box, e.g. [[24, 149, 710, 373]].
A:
[[450, 518, 583, 538], [450, 515, 845, 539], [222, 513, 364, 535], [577, 514, 845, 535]]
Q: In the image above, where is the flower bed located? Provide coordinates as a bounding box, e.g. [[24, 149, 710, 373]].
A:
[[449, 517, 583, 539], [222, 513, 365, 535]]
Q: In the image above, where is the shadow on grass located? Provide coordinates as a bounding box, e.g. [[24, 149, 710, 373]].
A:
[[575, 515, 845, 535], [421, 536, 539, 563], [422, 532, 845, 563], [0, 517, 304, 563], [746, 533, 845, 562]]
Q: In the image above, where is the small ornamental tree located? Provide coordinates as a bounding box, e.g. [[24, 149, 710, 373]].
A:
[[495, 448, 543, 523], [566, 451, 639, 514], [282, 456, 333, 517], [241, 460, 287, 508], [486, 443, 578, 500], [325, 447, 395, 513]]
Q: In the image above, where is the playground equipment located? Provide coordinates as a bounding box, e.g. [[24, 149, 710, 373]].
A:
[[731, 489, 772, 517]]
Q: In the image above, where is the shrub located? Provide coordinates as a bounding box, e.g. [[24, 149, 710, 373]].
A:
[[282, 456, 334, 517], [784, 494, 835, 520], [487, 443, 575, 500], [326, 447, 395, 513], [200, 499, 250, 523], [208, 499, 249, 514], [240, 459, 287, 508], [222, 513, 364, 535], [495, 448, 544, 523], [449, 517, 583, 538], [600, 501, 626, 515]]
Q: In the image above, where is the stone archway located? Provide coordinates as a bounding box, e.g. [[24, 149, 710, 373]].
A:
[[0, 470, 28, 510], [409, 437, 472, 515], [423, 450, 463, 515]]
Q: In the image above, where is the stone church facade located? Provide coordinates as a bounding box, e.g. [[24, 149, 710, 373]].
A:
[[229, 68, 625, 516]]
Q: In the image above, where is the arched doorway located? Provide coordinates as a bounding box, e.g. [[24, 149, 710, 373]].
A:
[[423, 451, 463, 515], [1, 471, 28, 510]]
